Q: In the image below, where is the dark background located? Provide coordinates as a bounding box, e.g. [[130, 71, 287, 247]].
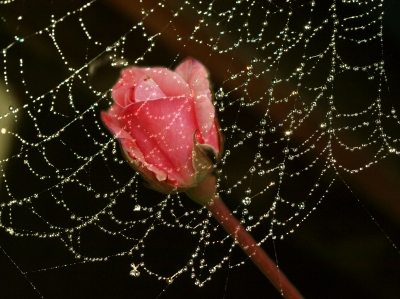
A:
[[1, 0, 400, 298]]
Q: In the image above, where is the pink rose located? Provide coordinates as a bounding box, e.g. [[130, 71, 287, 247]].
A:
[[101, 58, 222, 194]]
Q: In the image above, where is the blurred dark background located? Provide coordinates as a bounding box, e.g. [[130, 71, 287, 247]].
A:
[[0, 0, 400, 298]]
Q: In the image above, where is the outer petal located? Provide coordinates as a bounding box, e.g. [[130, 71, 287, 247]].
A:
[[141, 67, 190, 97], [101, 106, 168, 182], [203, 121, 220, 154], [121, 96, 198, 186], [112, 67, 147, 107], [134, 76, 166, 102], [175, 58, 215, 141]]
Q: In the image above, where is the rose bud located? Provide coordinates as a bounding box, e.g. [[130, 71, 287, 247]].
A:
[[101, 58, 222, 203]]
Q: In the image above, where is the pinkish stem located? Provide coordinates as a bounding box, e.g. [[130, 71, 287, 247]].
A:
[[207, 197, 304, 299]]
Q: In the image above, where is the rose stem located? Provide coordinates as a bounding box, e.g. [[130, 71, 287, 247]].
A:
[[207, 196, 304, 299]]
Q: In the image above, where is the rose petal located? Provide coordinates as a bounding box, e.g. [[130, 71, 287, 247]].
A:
[[121, 96, 198, 186], [112, 68, 147, 107], [112, 66, 190, 107], [135, 75, 166, 102], [142, 67, 190, 97], [101, 108, 168, 181], [175, 58, 215, 140], [204, 121, 220, 153]]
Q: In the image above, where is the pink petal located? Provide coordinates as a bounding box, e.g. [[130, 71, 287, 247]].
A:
[[112, 68, 147, 107], [101, 108, 168, 181], [175, 58, 215, 140], [121, 96, 198, 186], [204, 121, 220, 153], [142, 67, 190, 97], [135, 75, 166, 102]]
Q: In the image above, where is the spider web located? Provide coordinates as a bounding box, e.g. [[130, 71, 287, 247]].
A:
[[0, 0, 400, 298]]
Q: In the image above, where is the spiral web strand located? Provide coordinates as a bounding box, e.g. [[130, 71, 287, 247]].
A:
[[0, 0, 399, 298]]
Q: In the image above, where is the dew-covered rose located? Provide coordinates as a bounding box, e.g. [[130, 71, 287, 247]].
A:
[[101, 58, 222, 194]]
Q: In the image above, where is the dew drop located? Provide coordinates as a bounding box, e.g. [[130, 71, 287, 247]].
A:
[[242, 197, 251, 205], [130, 270, 140, 277]]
